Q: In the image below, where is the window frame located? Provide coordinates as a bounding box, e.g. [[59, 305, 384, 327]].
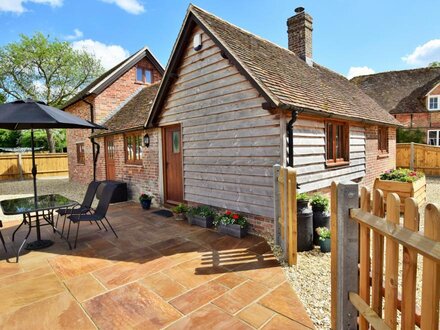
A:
[[427, 129, 440, 146], [377, 126, 389, 154], [135, 66, 153, 84], [428, 95, 440, 111], [124, 131, 143, 165], [325, 120, 350, 167], [76, 142, 85, 165]]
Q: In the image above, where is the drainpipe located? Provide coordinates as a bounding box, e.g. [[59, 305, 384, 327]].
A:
[[286, 109, 300, 189], [82, 98, 100, 182]]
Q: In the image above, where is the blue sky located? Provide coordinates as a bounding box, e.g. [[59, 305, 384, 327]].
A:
[[0, 0, 439, 78]]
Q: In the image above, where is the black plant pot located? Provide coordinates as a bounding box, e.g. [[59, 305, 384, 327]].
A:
[[187, 214, 214, 228], [319, 238, 331, 253], [297, 200, 313, 252], [313, 211, 330, 245], [140, 199, 152, 210], [218, 224, 247, 238]]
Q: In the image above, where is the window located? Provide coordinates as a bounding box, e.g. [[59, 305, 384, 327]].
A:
[[325, 121, 349, 165], [428, 96, 439, 110], [428, 130, 440, 146], [76, 143, 85, 164], [136, 67, 152, 84], [378, 126, 389, 153], [125, 132, 143, 164]]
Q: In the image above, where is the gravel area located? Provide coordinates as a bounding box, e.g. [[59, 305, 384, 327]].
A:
[[0, 177, 88, 221], [274, 176, 440, 329]]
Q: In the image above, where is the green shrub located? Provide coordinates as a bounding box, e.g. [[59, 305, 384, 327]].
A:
[[296, 192, 310, 202], [379, 168, 424, 182], [310, 193, 329, 212], [187, 205, 216, 218], [139, 193, 153, 202], [397, 128, 425, 144], [316, 227, 331, 240], [172, 203, 188, 214]]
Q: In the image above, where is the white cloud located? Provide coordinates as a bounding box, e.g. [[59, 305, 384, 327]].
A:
[[99, 0, 144, 14], [0, 0, 62, 14], [347, 66, 376, 79], [64, 28, 83, 41], [402, 39, 440, 66], [71, 39, 129, 70]]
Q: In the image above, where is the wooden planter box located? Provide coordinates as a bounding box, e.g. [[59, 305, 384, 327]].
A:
[[187, 214, 214, 228], [218, 224, 247, 238], [373, 176, 427, 209]]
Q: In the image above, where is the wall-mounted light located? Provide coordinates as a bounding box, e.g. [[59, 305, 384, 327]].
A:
[[143, 134, 150, 148], [193, 33, 202, 51]]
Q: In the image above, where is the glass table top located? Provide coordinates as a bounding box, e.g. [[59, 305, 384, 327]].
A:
[[0, 194, 77, 215]]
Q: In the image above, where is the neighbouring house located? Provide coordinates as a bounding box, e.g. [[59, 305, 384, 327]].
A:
[[351, 67, 440, 146], [65, 5, 400, 234], [62, 47, 164, 200]]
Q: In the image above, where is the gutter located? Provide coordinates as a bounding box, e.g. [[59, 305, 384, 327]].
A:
[[82, 98, 100, 182]]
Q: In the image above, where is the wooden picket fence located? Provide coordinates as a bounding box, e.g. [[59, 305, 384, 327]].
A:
[[331, 181, 440, 329], [397, 142, 440, 176], [273, 165, 297, 265], [0, 153, 68, 181]]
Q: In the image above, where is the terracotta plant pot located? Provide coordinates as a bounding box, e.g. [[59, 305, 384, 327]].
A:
[[187, 214, 214, 228]]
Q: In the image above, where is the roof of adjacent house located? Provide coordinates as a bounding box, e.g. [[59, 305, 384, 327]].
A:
[[62, 47, 164, 110], [93, 83, 160, 137], [146, 5, 400, 127], [351, 67, 440, 114]]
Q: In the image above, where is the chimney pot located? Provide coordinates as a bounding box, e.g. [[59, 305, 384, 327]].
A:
[[287, 7, 313, 65]]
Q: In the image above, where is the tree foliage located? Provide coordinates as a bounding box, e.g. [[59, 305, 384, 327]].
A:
[[0, 32, 104, 151], [429, 61, 440, 67], [397, 128, 425, 144]]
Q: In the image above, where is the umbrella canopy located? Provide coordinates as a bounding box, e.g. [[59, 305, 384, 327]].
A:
[[0, 99, 105, 130]]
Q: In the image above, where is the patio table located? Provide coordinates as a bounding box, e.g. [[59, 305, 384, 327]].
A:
[[0, 194, 77, 261]]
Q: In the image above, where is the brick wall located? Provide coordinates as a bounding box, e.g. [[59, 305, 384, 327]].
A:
[[95, 128, 161, 205], [361, 125, 396, 188]]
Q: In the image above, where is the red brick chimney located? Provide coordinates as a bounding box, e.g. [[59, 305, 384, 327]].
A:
[[287, 7, 313, 65]]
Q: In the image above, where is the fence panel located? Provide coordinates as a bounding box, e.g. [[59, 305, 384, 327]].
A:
[[331, 181, 440, 330], [397, 143, 440, 175], [0, 153, 68, 181]]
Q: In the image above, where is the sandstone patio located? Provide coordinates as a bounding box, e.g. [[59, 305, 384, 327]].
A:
[[0, 202, 314, 329]]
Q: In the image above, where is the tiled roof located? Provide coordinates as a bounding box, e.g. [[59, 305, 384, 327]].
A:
[[93, 83, 160, 136], [351, 67, 440, 114], [187, 5, 400, 126]]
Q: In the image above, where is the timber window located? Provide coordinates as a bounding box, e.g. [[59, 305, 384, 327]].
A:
[[76, 143, 85, 164], [378, 126, 389, 153], [136, 67, 152, 84], [125, 132, 143, 164], [428, 96, 439, 110], [325, 121, 349, 166], [428, 130, 440, 146]]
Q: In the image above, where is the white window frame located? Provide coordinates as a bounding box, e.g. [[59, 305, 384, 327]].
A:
[[427, 130, 440, 146], [428, 95, 440, 111]]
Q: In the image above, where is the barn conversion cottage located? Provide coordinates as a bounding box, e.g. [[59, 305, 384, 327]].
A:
[[65, 5, 400, 233]]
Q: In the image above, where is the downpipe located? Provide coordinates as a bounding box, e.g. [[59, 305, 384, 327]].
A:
[[286, 109, 300, 189], [82, 98, 100, 182]]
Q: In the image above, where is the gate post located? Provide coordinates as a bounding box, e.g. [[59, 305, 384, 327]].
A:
[[334, 181, 360, 330], [273, 164, 281, 245]]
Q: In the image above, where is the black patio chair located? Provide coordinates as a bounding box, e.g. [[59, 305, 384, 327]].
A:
[[56, 181, 101, 235], [66, 183, 118, 249], [0, 220, 7, 252]]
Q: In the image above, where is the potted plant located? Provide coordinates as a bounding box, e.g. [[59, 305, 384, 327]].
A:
[[296, 193, 313, 252], [316, 227, 331, 253], [310, 193, 330, 245], [213, 210, 248, 238], [172, 203, 188, 221], [187, 205, 216, 228], [374, 168, 426, 209], [139, 193, 153, 210]]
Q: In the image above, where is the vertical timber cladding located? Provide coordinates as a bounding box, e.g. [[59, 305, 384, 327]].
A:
[[158, 26, 281, 217], [291, 117, 366, 192]]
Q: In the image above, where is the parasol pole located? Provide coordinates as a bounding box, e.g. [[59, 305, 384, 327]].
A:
[[30, 128, 37, 206]]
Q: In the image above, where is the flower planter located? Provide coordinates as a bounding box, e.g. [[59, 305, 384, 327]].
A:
[[218, 224, 247, 238], [319, 238, 331, 253], [174, 213, 186, 221], [140, 199, 152, 210], [187, 214, 214, 228], [373, 176, 426, 209], [312, 211, 330, 246]]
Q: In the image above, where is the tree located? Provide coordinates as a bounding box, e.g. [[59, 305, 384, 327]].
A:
[[0, 92, 21, 148], [0, 32, 104, 152], [429, 61, 440, 67]]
